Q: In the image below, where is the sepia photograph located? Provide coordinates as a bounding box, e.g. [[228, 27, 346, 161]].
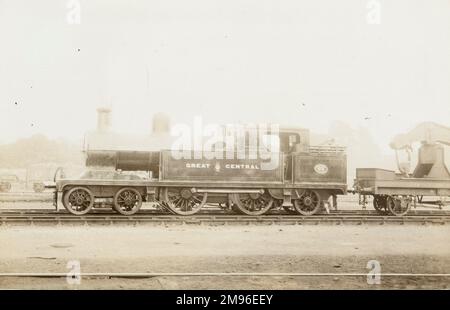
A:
[[0, 0, 449, 304]]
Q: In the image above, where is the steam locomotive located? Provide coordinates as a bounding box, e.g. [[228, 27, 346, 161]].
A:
[[49, 124, 347, 216]]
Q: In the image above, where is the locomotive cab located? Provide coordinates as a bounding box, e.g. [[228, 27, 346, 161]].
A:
[[279, 130, 302, 182], [278, 128, 310, 182]]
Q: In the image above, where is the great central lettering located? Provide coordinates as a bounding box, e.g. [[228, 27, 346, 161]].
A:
[[185, 163, 261, 170], [186, 163, 211, 169], [225, 164, 260, 170]]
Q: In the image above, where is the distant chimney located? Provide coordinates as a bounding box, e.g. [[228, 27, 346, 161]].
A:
[[152, 113, 170, 134], [97, 107, 111, 132]]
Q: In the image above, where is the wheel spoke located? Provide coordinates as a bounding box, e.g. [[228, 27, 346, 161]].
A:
[[192, 196, 203, 203]]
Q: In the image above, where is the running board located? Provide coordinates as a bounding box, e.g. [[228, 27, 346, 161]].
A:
[[193, 188, 265, 194]]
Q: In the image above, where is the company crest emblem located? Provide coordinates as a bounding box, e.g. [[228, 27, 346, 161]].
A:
[[214, 162, 221, 172], [314, 164, 329, 175]]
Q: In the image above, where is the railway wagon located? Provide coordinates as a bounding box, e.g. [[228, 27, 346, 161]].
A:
[[50, 128, 347, 216], [354, 168, 450, 216], [354, 122, 450, 216]]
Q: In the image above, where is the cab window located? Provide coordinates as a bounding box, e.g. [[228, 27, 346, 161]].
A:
[[280, 133, 301, 153]]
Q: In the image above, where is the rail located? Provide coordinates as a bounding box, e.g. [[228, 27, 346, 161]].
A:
[[0, 209, 448, 226]]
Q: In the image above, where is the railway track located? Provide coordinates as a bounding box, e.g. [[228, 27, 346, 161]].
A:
[[0, 209, 449, 226], [0, 207, 449, 216]]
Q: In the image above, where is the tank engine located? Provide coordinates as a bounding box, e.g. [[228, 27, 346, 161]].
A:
[[48, 109, 347, 216]]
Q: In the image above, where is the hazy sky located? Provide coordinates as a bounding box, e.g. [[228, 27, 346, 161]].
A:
[[0, 0, 449, 153]]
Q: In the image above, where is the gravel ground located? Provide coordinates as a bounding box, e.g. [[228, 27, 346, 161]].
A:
[[0, 224, 449, 289]]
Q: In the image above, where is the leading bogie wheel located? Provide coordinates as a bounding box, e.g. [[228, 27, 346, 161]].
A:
[[62, 187, 94, 215], [161, 187, 207, 215], [113, 187, 143, 216], [293, 190, 322, 216], [231, 191, 273, 216]]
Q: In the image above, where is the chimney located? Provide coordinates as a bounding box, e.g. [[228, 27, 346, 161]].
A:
[[97, 107, 111, 132]]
